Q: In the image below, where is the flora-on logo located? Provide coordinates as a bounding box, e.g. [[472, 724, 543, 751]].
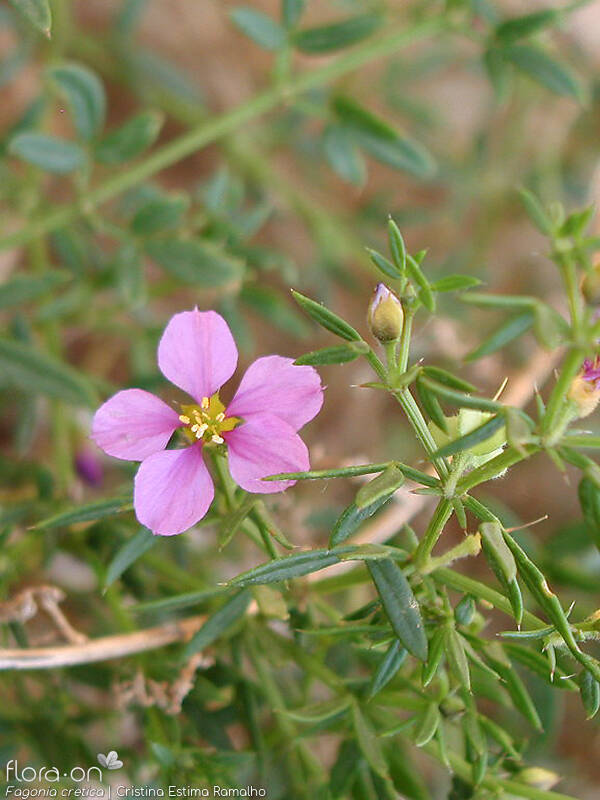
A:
[[97, 751, 123, 770]]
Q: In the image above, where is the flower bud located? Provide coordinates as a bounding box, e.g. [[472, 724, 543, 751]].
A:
[[569, 357, 600, 418], [515, 767, 560, 791], [367, 283, 403, 343]]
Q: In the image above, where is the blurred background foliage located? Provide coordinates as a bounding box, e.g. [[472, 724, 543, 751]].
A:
[[1, 0, 600, 798]]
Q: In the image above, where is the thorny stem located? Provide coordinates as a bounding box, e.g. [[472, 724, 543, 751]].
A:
[[0, 20, 442, 253]]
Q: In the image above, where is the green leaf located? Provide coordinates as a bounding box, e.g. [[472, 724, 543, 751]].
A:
[[113, 243, 146, 309], [388, 219, 406, 273], [518, 187, 553, 234], [578, 477, 600, 550], [351, 702, 389, 779], [366, 248, 401, 280], [0, 272, 69, 309], [35, 496, 132, 530], [105, 528, 157, 588], [486, 649, 542, 730], [283, 696, 351, 723], [356, 465, 405, 509], [0, 337, 96, 406], [503, 642, 577, 689], [432, 414, 505, 459], [418, 376, 502, 413], [323, 125, 366, 186], [185, 590, 251, 656], [218, 495, 257, 550], [333, 96, 435, 179], [406, 254, 435, 311], [414, 703, 441, 747], [330, 492, 394, 548], [445, 628, 470, 689], [495, 9, 558, 45], [294, 343, 367, 366], [367, 640, 407, 699], [145, 238, 244, 286], [578, 669, 600, 719], [282, 0, 305, 29], [131, 193, 189, 235], [465, 311, 534, 361], [479, 521, 517, 583], [95, 111, 164, 165], [263, 463, 392, 482], [47, 62, 106, 140], [421, 367, 476, 394], [291, 290, 362, 341], [9, 132, 86, 173], [230, 7, 287, 51], [8, 0, 51, 36], [230, 549, 342, 586], [459, 291, 538, 310], [368, 559, 428, 662], [431, 274, 481, 292], [417, 377, 448, 435], [506, 44, 585, 101], [293, 13, 381, 54], [532, 303, 567, 349], [421, 626, 446, 687]]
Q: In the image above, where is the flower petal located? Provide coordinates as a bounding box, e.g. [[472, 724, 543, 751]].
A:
[[227, 356, 323, 431], [224, 413, 309, 494], [134, 445, 214, 536], [91, 389, 179, 461], [158, 309, 238, 402]]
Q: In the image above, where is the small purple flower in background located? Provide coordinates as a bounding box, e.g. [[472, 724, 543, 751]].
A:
[[91, 310, 323, 536], [75, 447, 104, 487]]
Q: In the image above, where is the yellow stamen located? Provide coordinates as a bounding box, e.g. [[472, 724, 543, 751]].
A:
[[178, 393, 241, 446]]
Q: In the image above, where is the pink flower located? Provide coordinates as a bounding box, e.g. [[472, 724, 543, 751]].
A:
[[91, 310, 323, 536], [582, 356, 600, 388]]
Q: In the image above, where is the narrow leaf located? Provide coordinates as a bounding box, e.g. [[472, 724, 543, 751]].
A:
[[294, 14, 381, 54], [0, 337, 96, 406], [368, 559, 428, 662], [105, 528, 157, 588], [292, 290, 362, 341], [35, 496, 132, 530], [185, 590, 251, 656]]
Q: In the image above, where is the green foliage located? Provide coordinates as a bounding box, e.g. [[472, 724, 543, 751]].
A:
[[1, 2, 599, 797]]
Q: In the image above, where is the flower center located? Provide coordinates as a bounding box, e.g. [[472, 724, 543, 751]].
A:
[[178, 394, 240, 445]]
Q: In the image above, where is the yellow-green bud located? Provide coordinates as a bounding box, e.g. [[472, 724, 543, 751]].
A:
[[367, 283, 403, 343], [515, 767, 560, 791]]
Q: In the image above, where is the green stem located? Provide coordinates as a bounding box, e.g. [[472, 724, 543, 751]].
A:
[[397, 306, 414, 373], [414, 498, 453, 568], [393, 388, 449, 478], [432, 567, 544, 630], [542, 348, 583, 437], [0, 20, 442, 253]]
